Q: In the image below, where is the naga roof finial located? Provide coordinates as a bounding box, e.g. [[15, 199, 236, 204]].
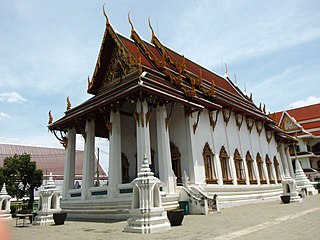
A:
[[102, 4, 110, 25], [48, 111, 53, 125], [128, 12, 135, 35], [148, 17, 155, 39]]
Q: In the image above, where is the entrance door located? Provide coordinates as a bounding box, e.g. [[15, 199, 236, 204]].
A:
[[170, 142, 182, 185]]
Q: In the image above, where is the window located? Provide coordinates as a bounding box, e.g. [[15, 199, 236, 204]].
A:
[[257, 153, 266, 184], [246, 151, 257, 184], [234, 149, 245, 184], [203, 143, 217, 184], [274, 157, 281, 183], [266, 155, 275, 184], [220, 146, 232, 184]]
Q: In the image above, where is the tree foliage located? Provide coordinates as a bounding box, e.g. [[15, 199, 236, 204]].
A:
[[0, 153, 43, 209]]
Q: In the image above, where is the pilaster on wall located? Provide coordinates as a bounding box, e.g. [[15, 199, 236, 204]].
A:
[[185, 112, 197, 183], [247, 122, 261, 185], [156, 105, 175, 194], [222, 114, 237, 185], [108, 110, 122, 198], [136, 100, 151, 172], [235, 117, 250, 185], [63, 127, 76, 200], [81, 119, 95, 200], [257, 128, 270, 184]]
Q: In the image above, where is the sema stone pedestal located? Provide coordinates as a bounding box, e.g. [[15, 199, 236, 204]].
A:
[[282, 170, 302, 203], [33, 173, 61, 225], [294, 160, 318, 196], [124, 155, 171, 234], [0, 184, 11, 219]]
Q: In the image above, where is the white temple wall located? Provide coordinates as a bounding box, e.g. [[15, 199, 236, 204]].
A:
[[250, 123, 261, 161], [260, 127, 272, 182], [298, 139, 308, 152], [225, 112, 241, 156], [269, 135, 284, 176], [121, 114, 137, 181], [191, 110, 215, 184], [169, 104, 190, 179], [212, 111, 228, 154], [238, 118, 251, 157], [299, 157, 311, 168]]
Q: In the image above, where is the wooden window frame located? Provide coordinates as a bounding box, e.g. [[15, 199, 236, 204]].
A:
[[220, 146, 232, 184], [234, 149, 246, 184], [274, 157, 281, 183], [203, 143, 217, 184], [257, 153, 267, 184], [266, 155, 275, 184], [246, 151, 257, 184]]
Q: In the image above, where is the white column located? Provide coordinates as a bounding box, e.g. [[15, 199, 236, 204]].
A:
[[108, 110, 122, 198], [136, 100, 151, 171], [81, 119, 95, 200], [285, 146, 295, 178], [156, 105, 175, 194], [62, 127, 76, 200], [279, 143, 289, 174], [214, 155, 223, 185], [185, 113, 197, 183]]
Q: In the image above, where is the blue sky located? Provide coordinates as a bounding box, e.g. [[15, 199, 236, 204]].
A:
[[1, 1, 320, 170]]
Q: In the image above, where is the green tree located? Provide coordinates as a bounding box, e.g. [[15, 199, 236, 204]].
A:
[[0, 153, 43, 209]]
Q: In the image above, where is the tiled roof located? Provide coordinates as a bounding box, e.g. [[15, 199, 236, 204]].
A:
[[0, 143, 107, 180], [286, 103, 320, 122], [270, 103, 320, 137]]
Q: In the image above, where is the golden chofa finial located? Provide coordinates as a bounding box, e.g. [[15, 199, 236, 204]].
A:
[[148, 17, 155, 39], [102, 4, 110, 25], [66, 97, 71, 111], [128, 12, 135, 35], [48, 111, 53, 125]]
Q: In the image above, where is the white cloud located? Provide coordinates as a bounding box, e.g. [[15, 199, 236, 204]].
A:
[[0, 112, 10, 120], [0, 92, 27, 103], [288, 96, 320, 109], [169, 1, 320, 70]]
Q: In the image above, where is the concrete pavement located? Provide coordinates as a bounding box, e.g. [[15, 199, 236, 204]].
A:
[[8, 194, 320, 240]]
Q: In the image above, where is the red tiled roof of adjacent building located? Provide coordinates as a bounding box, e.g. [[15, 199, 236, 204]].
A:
[[270, 103, 320, 137], [0, 143, 107, 180]]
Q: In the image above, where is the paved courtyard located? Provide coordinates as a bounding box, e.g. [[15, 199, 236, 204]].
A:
[[6, 194, 320, 240]]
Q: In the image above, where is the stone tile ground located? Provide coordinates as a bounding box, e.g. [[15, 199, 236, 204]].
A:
[[7, 194, 320, 240]]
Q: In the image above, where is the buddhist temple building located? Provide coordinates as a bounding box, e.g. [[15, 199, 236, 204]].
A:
[[270, 103, 320, 182], [48, 10, 297, 220]]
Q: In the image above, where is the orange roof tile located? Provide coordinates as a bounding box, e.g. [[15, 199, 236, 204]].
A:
[[286, 103, 320, 122]]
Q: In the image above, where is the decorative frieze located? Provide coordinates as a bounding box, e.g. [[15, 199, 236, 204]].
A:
[[193, 111, 201, 134], [208, 110, 219, 132], [255, 121, 263, 136], [235, 113, 244, 130], [246, 117, 254, 133], [265, 130, 273, 143], [222, 108, 232, 126]]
